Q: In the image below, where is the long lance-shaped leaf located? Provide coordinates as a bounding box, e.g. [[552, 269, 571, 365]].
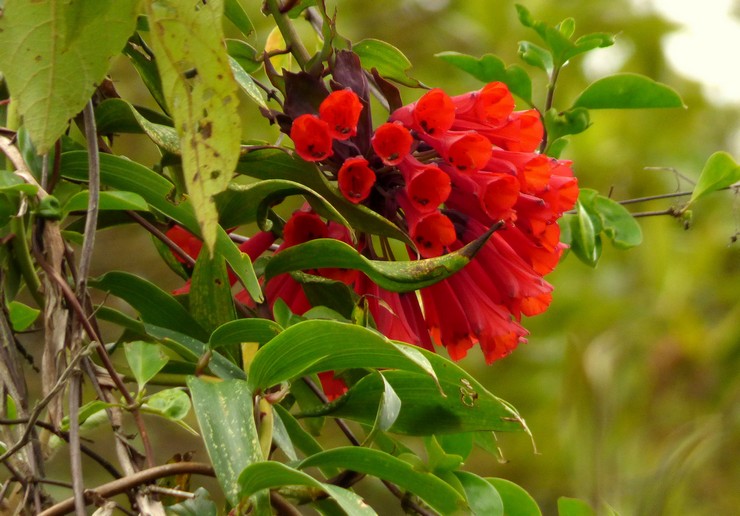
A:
[[298, 345, 528, 435], [145, 0, 241, 253], [237, 462, 376, 515], [247, 320, 437, 392], [187, 378, 262, 506], [297, 447, 466, 514], [95, 98, 180, 154], [0, 0, 139, 153], [265, 223, 501, 293]]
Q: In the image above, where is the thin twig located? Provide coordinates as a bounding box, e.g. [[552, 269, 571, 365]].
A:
[[126, 211, 196, 267], [68, 372, 86, 516], [37, 462, 215, 516], [617, 190, 692, 205], [77, 100, 100, 294]]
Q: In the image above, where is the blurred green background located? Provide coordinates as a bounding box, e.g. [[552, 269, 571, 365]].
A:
[[97, 0, 739, 514]]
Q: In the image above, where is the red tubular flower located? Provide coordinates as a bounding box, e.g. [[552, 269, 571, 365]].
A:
[[166, 225, 203, 263], [436, 131, 493, 174], [371, 122, 413, 165], [338, 157, 376, 204], [405, 209, 457, 258], [453, 82, 515, 127], [290, 114, 334, 162], [445, 167, 520, 222], [391, 88, 456, 136], [319, 89, 364, 140], [482, 109, 544, 152], [283, 210, 328, 246], [399, 158, 451, 213]]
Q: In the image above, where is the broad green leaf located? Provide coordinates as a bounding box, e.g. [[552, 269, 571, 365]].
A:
[[558, 497, 596, 516], [265, 228, 495, 293], [95, 98, 180, 154], [298, 447, 466, 514], [592, 195, 643, 249], [436, 433, 475, 461], [247, 319, 436, 392], [167, 487, 217, 516], [190, 251, 236, 333], [517, 41, 553, 75], [224, 0, 254, 36], [142, 388, 191, 421], [91, 271, 208, 342], [273, 405, 327, 461], [238, 462, 375, 516], [124, 341, 170, 389], [486, 478, 542, 516], [62, 191, 149, 215], [145, 0, 242, 253], [455, 471, 504, 516], [544, 107, 590, 144], [230, 57, 267, 109], [435, 52, 532, 104], [0, 0, 139, 153], [187, 378, 262, 506], [237, 149, 410, 245], [302, 345, 526, 435], [353, 39, 422, 88], [425, 435, 463, 474], [209, 319, 283, 351], [8, 301, 40, 332], [690, 151, 740, 204], [573, 73, 685, 109]]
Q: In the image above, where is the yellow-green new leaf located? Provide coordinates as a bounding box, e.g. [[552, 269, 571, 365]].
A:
[[0, 0, 139, 154], [145, 0, 241, 253]]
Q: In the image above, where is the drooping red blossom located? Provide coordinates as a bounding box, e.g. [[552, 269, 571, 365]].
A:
[[404, 209, 457, 259], [371, 122, 413, 165], [338, 157, 376, 204], [319, 89, 364, 140], [290, 114, 334, 161]]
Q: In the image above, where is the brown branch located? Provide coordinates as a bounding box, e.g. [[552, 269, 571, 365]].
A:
[[37, 462, 215, 516]]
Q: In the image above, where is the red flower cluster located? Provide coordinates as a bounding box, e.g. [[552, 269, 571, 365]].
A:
[[288, 81, 578, 363]]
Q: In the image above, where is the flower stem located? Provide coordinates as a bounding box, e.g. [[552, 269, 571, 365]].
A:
[[264, 0, 311, 70]]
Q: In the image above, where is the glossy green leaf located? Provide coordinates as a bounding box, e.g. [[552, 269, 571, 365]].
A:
[[425, 435, 463, 474], [592, 195, 643, 249], [95, 98, 180, 154], [224, 0, 254, 36], [435, 52, 532, 103], [190, 251, 236, 333], [353, 39, 421, 88], [690, 151, 740, 204], [8, 301, 40, 332], [517, 41, 553, 74], [230, 57, 267, 109], [300, 346, 527, 435], [187, 378, 262, 506], [574, 73, 685, 109], [142, 388, 192, 421], [237, 149, 410, 245], [265, 226, 497, 293], [208, 319, 283, 351], [238, 462, 375, 515], [91, 271, 208, 342], [247, 319, 436, 392], [62, 191, 149, 216], [0, 0, 139, 153], [298, 447, 465, 514], [486, 478, 542, 516], [145, 0, 242, 253], [124, 341, 170, 389], [558, 497, 596, 516], [455, 471, 504, 516], [436, 432, 475, 461], [273, 404, 325, 458]]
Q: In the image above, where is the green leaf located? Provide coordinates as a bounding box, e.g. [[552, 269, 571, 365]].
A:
[[592, 195, 643, 249], [230, 57, 267, 109], [0, 171, 38, 196], [167, 487, 218, 516], [363, 373, 402, 445], [544, 107, 590, 144], [8, 301, 40, 332], [95, 98, 180, 154], [558, 497, 596, 516], [435, 52, 532, 103], [353, 38, 422, 88], [187, 378, 262, 506], [142, 388, 191, 421], [122, 35, 168, 113], [209, 319, 283, 351], [248, 320, 437, 392], [226, 39, 262, 74], [455, 471, 504, 516], [486, 478, 542, 516], [224, 0, 254, 36], [265, 227, 496, 293], [60, 400, 115, 432], [91, 271, 208, 342], [573, 73, 685, 109], [271, 408, 298, 462], [190, 251, 236, 333], [124, 341, 170, 390], [567, 198, 601, 267], [145, 0, 242, 253], [0, 0, 139, 153], [62, 191, 149, 215], [300, 346, 527, 435], [566, 32, 615, 62], [298, 447, 466, 514], [214, 228, 263, 303], [293, 272, 356, 320], [238, 462, 375, 515], [517, 41, 553, 74], [690, 151, 740, 204], [436, 433, 474, 461]]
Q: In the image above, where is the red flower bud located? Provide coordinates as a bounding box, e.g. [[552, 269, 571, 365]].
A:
[[338, 157, 376, 204], [290, 114, 333, 162], [372, 122, 413, 165], [319, 89, 363, 140]]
